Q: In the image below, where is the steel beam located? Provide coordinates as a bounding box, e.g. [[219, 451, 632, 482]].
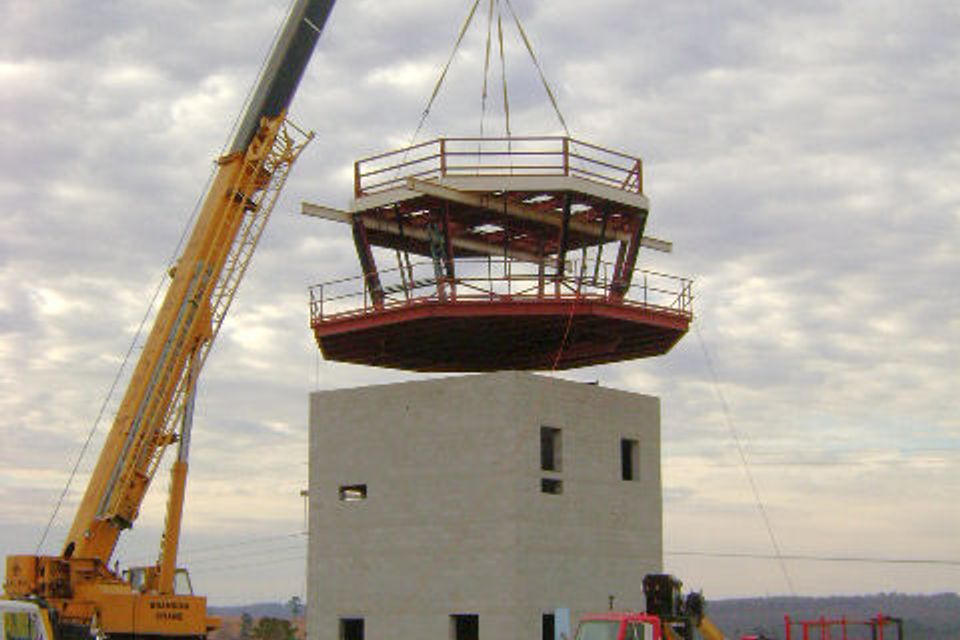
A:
[[405, 178, 671, 252], [302, 201, 554, 266]]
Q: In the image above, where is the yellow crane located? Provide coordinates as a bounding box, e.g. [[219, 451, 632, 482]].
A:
[[2, 2, 336, 638]]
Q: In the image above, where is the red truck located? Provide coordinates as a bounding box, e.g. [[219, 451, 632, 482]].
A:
[[574, 612, 664, 640], [573, 575, 728, 640]]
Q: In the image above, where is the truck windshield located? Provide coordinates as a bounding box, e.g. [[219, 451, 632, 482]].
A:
[[3, 612, 37, 640], [575, 620, 620, 640]]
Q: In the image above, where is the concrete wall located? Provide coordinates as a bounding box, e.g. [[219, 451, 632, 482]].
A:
[[307, 372, 662, 639]]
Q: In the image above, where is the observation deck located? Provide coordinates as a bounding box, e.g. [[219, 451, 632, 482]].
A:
[[304, 136, 693, 371]]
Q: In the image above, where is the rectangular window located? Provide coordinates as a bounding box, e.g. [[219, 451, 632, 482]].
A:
[[338, 484, 367, 501], [339, 618, 364, 640], [542, 613, 555, 640], [621, 438, 639, 481], [540, 426, 562, 471], [450, 614, 479, 640], [541, 478, 563, 495]]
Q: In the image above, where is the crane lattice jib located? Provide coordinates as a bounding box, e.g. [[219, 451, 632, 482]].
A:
[[142, 121, 313, 490], [61, 116, 311, 563]]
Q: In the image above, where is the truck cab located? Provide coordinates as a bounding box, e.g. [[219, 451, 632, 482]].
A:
[[574, 612, 661, 640], [0, 601, 54, 640]]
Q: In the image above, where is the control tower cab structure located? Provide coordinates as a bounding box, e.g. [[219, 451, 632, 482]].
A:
[[303, 136, 692, 371]]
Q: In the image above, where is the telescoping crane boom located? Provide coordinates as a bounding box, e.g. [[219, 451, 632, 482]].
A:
[[2, 2, 336, 639]]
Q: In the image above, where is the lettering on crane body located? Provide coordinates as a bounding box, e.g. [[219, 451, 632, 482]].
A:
[[155, 612, 185, 621], [149, 601, 191, 610]]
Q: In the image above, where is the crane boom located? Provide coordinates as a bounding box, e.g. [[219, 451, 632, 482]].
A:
[[66, 0, 335, 563], [3, 2, 336, 638]]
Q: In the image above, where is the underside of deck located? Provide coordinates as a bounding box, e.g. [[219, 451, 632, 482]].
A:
[[313, 298, 690, 371]]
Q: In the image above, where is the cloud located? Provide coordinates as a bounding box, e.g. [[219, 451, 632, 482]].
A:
[[1, 0, 957, 605]]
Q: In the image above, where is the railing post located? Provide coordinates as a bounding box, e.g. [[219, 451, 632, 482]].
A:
[[440, 139, 447, 177], [562, 137, 570, 176], [637, 158, 644, 193], [537, 258, 545, 299], [354, 160, 362, 198]]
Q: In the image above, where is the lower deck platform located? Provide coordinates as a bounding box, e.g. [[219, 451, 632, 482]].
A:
[[310, 259, 692, 371]]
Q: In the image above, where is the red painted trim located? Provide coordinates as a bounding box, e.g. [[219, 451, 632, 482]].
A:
[[312, 298, 690, 336]]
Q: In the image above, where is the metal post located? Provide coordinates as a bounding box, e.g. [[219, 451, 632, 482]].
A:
[[611, 214, 646, 300], [354, 160, 362, 198], [442, 203, 456, 299], [440, 138, 447, 177], [351, 217, 384, 308], [556, 192, 572, 286]]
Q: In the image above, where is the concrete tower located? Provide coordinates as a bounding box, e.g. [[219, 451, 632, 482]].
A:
[[307, 372, 663, 640]]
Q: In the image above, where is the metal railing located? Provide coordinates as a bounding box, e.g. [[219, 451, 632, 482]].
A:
[[309, 257, 692, 326], [353, 136, 644, 197]]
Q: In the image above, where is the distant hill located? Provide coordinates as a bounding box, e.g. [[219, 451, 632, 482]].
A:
[[210, 593, 960, 639], [209, 603, 294, 620], [208, 611, 305, 640], [709, 592, 960, 639]]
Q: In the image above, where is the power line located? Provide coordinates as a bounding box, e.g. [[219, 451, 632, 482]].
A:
[[185, 543, 307, 570], [694, 322, 796, 595], [193, 550, 308, 574], [667, 550, 960, 567], [120, 530, 305, 567]]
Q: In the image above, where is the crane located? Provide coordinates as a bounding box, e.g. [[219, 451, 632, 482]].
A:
[[2, 1, 336, 638]]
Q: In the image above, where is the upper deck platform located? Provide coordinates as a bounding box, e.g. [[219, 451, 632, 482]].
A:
[[303, 136, 692, 371]]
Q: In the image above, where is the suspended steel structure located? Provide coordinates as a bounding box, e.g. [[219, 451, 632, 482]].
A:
[[303, 135, 693, 371]]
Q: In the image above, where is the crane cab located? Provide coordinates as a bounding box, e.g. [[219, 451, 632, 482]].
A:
[[122, 567, 194, 596], [0, 601, 54, 640]]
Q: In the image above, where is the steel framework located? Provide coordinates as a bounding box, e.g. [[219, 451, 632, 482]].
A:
[[304, 136, 692, 371]]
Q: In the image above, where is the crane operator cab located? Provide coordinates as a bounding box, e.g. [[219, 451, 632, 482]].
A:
[[0, 601, 54, 640], [122, 566, 195, 596]]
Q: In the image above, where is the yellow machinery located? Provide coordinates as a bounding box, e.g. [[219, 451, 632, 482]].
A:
[[2, 1, 336, 638]]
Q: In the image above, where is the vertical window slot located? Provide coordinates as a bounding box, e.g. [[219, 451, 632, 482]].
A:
[[540, 426, 562, 472], [621, 438, 639, 481]]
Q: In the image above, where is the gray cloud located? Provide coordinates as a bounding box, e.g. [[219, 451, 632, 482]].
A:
[[1, 0, 957, 604]]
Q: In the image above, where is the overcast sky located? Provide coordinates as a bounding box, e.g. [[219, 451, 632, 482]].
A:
[[1, 0, 957, 606]]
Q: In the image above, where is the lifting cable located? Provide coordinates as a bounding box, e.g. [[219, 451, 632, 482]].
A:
[[497, 5, 512, 137], [411, 0, 569, 146], [694, 322, 797, 596], [503, 0, 569, 136], [480, 0, 513, 139], [480, 0, 495, 139], [408, 0, 482, 148]]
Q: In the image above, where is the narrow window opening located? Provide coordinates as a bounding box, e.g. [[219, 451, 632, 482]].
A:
[[339, 484, 367, 501], [621, 438, 639, 481], [339, 618, 364, 640], [542, 613, 556, 640], [450, 614, 479, 640], [540, 426, 562, 472], [541, 478, 563, 495]]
